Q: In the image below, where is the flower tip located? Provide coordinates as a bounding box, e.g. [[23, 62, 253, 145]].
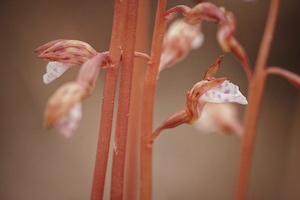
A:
[[203, 55, 224, 79], [34, 39, 64, 54]]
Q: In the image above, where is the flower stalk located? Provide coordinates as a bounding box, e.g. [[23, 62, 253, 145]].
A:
[[91, 0, 127, 199], [110, 0, 139, 199], [235, 0, 280, 199], [140, 0, 168, 199]]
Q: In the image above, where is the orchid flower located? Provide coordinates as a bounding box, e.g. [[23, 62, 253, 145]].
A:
[[43, 52, 111, 138], [34, 39, 98, 84], [166, 2, 253, 80], [152, 56, 247, 140], [159, 18, 204, 72]]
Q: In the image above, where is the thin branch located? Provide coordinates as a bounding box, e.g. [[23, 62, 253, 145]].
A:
[[235, 0, 280, 200], [267, 66, 300, 88]]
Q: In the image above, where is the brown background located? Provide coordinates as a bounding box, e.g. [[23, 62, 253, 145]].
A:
[[0, 0, 299, 199]]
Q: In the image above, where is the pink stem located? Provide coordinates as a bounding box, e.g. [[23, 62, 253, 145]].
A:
[[110, 0, 139, 199], [124, 1, 149, 199], [140, 0, 168, 200], [235, 0, 280, 199], [90, 1, 127, 199]]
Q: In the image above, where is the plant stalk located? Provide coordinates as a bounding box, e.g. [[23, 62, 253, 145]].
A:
[[124, 0, 149, 199], [110, 0, 139, 199], [140, 1, 168, 200], [235, 0, 280, 199], [90, 1, 127, 199]]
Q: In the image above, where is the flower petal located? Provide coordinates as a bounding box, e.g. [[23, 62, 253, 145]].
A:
[[191, 33, 204, 49], [194, 103, 244, 137], [159, 19, 202, 71], [55, 103, 82, 138], [43, 62, 72, 84], [37, 40, 98, 65], [199, 80, 248, 104]]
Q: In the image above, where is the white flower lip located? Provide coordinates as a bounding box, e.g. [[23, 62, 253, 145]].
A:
[[43, 62, 72, 84], [199, 80, 248, 105]]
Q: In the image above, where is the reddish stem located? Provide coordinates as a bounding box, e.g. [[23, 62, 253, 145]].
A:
[[235, 0, 280, 199], [90, 1, 126, 199], [140, 1, 168, 200], [110, 0, 139, 199], [124, 1, 149, 199]]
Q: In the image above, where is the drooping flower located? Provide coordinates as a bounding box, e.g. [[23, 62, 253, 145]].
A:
[[152, 56, 247, 140], [35, 39, 98, 84], [44, 53, 111, 138], [159, 18, 204, 72], [166, 2, 252, 79]]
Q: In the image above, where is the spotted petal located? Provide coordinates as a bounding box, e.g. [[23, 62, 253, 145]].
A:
[[54, 103, 82, 138], [199, 80, 248, 105], [43, 61, 72, 84]]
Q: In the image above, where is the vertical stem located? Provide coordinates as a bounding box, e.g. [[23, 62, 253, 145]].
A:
[[235, 0, 280, 199], [124, 1, 149, 199], [110, 0, 139, 199], [91, 1, 126, 199], [140, 1, 168, 200]]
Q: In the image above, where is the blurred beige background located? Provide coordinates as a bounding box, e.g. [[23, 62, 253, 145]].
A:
[[0, 0, 299, 200]]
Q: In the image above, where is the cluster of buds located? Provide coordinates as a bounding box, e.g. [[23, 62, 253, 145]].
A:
[[35, 40, 111, 138], [152, 56, 247, 140]]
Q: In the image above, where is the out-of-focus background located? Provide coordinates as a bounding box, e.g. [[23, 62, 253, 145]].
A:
[[0, 0, 299, 199]]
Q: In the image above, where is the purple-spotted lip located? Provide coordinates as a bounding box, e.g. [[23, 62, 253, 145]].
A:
[[199, 80, 248, 105]]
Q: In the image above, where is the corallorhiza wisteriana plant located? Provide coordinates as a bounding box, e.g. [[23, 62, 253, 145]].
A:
[[35, 0, 300, 199]]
